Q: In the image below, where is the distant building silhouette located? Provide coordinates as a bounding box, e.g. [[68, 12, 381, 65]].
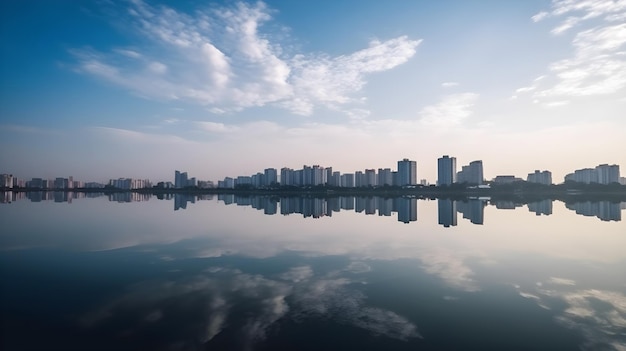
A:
[[397, 159, 417, 186], [437, 155, 456, 186], [457, 161, 483, 185], [492, 175, 523, 184], [527, 170, 552, 185], [1, 174, 14, 188], [109, 178, 151, 189], [564, 164, 620, 184], [378, 168, 393, 186]]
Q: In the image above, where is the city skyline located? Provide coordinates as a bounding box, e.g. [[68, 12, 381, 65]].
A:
[[2, 158, 624, 189], [1, 0, 625, 182]]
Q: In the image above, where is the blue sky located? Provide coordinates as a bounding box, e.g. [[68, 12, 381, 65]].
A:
[[1, 0, 625, 183]]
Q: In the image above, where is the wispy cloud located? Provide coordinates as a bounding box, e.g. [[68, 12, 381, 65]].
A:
[[71, 1, 420, 116], [196, 121, 239, 134], [519, 0, 626, 106], [441, 81, 460, 88], [90, 126, 196, 145], [418, 93, 479, 127], [548, 277, 577, 286]]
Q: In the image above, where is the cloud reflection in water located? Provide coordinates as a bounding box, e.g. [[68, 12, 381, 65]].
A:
[[81, 261, 421, 349]]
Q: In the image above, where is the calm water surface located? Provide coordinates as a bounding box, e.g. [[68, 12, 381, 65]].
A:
[[1, 193, 625, 350]]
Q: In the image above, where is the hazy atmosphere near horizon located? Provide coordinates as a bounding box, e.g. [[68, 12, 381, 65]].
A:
[[1, 0, 625, 183]]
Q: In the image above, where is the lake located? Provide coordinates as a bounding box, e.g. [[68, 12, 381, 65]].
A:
[[1, 192, 625, 350]]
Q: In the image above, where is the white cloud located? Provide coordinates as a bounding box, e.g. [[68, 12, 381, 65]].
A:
[[418, 93, 479, 127], [532, 11, 549, 22], [196, 121, 239, 134], [114, 48, 142, 58], [551, 16, 582, 34], [533, 0, 626, 24], [147, 61, 167, 74], [90, 126, 196, 146], [523, 0, 626, 105], [441, 81, 460, 88], [162, 118, 179, 124], [72, 1, 420, 116], [548, 277, 577, 286], [516, 86, 536, 93], [283, 36, 421, 115]]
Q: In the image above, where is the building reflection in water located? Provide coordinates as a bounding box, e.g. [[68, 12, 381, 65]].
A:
[[528, 199, 553, 216], [3, 192, 623, 223], [223, 195, 421, 223], [457, 199, 485, 225], [493, 200, 524, 210], [565, 201, 621, 222], [109, 192, 152, 203], [437, 198, 485, 227], [395, 197, 418, 223], [438, 199, 457, 227]]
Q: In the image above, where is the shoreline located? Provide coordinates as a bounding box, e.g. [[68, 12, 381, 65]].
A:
[[3, 184, 626, 202]]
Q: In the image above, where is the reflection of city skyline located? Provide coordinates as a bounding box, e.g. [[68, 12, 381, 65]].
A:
[[528, 199, 553, 216], [218, 194, 419, 223], [1, 191, 623, 223], [438, 198, 486, 227], [565, 201, 621, 222]]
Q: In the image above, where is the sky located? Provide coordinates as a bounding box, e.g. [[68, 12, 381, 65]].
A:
[[1, 0, 625, 184]]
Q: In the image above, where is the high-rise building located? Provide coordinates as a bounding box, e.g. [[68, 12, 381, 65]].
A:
[[1, 174, 13, 188], [54, 177, 70, 189], [355, 171, 365, 187], [280, 168, 293, 186], [341, 173, 355, 187], [377, 168, 393, 186], [251, 173, 264, 187], [312, 165, 325, 186], [109, 178, 151, 189], [564, 164, 620, 184], [492, 175, 522, 184], [326, 167, 333, 186], [596, 164, 620, 184], [437, 155, 457, 186], [303, 165, 312, 185], [397, 158, 417, 186], [330, 171, 341, 187], [364, 169, 377, 187], [175, 170, 189, 188], [457, 160, 483, 185], [527, 170, 552, 185], [264, 168, 278, 186]]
